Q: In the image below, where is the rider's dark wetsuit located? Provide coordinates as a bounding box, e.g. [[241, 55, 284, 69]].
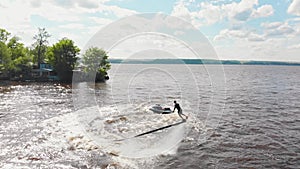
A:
[[173, 101, 188, 120], [174, 103, 181, 113]]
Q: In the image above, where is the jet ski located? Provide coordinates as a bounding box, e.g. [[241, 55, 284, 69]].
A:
[[149, 104, 173, 114]]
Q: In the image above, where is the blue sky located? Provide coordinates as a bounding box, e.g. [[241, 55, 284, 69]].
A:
[[0, 0, 299, 61]]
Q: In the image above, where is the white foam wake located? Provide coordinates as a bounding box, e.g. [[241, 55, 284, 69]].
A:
[[41, 102, 200, 167]]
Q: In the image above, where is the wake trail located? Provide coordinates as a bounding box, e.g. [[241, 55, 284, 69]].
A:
[[115, 119, 186, 141]]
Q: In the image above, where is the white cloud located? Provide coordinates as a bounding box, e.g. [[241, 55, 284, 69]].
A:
[[35, 6, 81, 22], [169, 0, 298, 61], [0, 2, 5, 8], [197, 2, 223, 25], [215, 21, 297, 42], [104, 5, 137, 18], [172, 1, 248, 26], [174, 0, 275, 27], [261, 22, 282, 29], [89, 17, 113, 25], [173, 30, 185, 36], [247, 32, 265, 41], [227, 29, 249, 38], [51, 0, 99, 9], [170, 1, 206, 28], [288, 43, 300, 49], [108, 34, 199, 59], [262, 22, 295, 37], [59, 23, 86, 30], [76, 0, 99, 9], [225, 0, 274, 21], [0, 0, 137, 50], [252, 5, 274, 18], [214, 36, 299, 61], [52, 0, 73, 8], [0, 1, 32, 35], [30, 0, 41, 8], [226, 0, 258, 21], [214, 20, 300, 61], [214, 29, 250, 41], [288, 0, 300, 16], [171, 1, 193, 22]]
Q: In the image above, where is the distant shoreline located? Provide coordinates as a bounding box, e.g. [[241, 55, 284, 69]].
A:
[[109, 59, 300, 66]]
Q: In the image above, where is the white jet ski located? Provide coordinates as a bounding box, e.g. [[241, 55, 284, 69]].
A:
[[149, 104, 173, 114]]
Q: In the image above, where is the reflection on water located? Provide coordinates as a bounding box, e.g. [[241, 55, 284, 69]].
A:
[[0, 83, 74, 168], [0, 65, 300, 168]]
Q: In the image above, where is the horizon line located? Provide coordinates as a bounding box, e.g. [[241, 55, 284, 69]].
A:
[[108, 58, 300, 64]]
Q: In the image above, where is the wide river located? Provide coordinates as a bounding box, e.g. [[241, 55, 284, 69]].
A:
[[0, 64, 299, 168]]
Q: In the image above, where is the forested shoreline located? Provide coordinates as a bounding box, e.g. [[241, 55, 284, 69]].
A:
[[0, 28, 110, 83]]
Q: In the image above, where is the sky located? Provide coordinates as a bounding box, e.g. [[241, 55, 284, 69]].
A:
[[0, 0, 300, 62]]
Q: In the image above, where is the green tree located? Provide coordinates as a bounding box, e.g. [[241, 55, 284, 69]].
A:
[[47, 38, 80, 82], [0, 28, 11, 43], [7, 36, 33, 78], [82, 47, 110, 82], [32, 28, 50, 67], [0, 28, 34, 79], [0, 28, 12, 77], [0, 41, 12, 76]]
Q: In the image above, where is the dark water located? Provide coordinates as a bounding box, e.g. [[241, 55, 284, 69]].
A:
[[0, 65, 299, 168], [156, 65, 300, 169]]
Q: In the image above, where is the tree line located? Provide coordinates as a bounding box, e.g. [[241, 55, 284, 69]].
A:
[[0, 28, 110, 82]]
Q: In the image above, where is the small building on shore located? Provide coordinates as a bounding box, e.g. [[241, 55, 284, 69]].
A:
[[0, 71, 9, 80], [31, 63, 59, 81]]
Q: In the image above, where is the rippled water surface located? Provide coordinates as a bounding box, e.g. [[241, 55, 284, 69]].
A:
[[0, 64, 299, 168]]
